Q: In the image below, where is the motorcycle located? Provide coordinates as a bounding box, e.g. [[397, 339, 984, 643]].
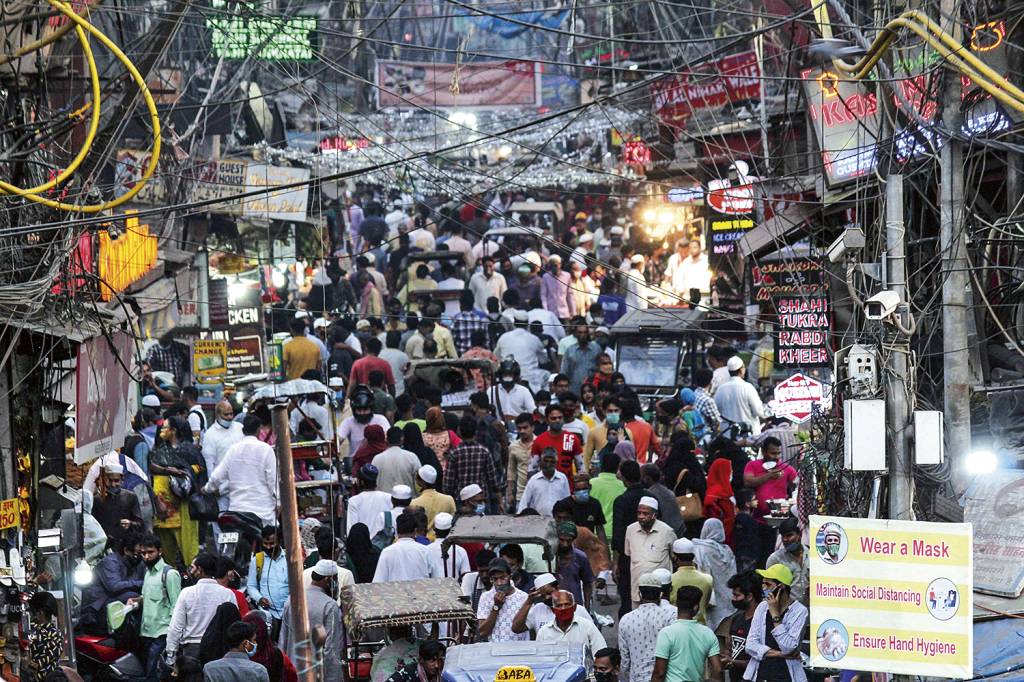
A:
[[215, 510, 264, 575], [74, 634, 145, 681]]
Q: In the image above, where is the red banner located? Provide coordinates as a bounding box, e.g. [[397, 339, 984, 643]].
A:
[[376, 60, 540, 109], [651, 51, 761, 127]]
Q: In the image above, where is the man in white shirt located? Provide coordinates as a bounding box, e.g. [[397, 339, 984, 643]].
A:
[[337, 402, 390, 457], [371, 427, 422, 492], [372, 513, 434, 582], [202, 400, 244, 474], [492, 365, 536, 419], [425, 512, 469, 580], [623, 255, 650, 311], [535, 590, 607, 650], [436, 262, 466, 319], [517, 450, 570, 517], [385, 202, 407, 238], [468, 256, 507, 311], [165, 553, 236, 660], [290, 395, 334, 441], [619, 573, 678, 682], [476, 559, 530, 642], [379, 331, 410, 397], [714, 356, 765, 437], [203, 415, 279, 526], [528, 306, 566, 341], [707, 346, 734, 395], [665, 239, 712, 299], [511, 573, 593, 636], [373, 484, 413, 540], [182, 387, 206, 445], [493, 313, 548, 393], [345, 464, 393, 535]]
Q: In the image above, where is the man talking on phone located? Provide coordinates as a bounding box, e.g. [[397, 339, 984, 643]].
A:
[[475, 559, 529, 642]]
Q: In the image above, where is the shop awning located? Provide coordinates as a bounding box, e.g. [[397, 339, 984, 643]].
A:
[[738, 203, 814, 257]]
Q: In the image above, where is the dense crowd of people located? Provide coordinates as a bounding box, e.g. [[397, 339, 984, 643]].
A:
[[75, 189, 818, 682]]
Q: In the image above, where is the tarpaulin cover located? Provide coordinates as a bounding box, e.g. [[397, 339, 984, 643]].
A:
[[339, 578, 474, 639], [442, 515, 557, 560], [247, 379, 330, 403], [972, 618, 1024, 680]]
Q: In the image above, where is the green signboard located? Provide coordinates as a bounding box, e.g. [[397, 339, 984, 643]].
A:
[[268, 341, 284, 382], [207, 3, 317, 61]]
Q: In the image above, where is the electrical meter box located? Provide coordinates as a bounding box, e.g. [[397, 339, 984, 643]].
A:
[[844, 399, 887, 470]]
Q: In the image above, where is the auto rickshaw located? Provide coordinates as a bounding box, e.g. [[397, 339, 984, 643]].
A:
[[442, 642, 590, 682], [339, 578, 476, 680], [441, 515, 559, 575]]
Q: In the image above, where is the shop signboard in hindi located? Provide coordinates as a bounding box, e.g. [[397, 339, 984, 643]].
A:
[[0, 498, 19, 530], [809, 515, 972, 679], [773, 294, 830, 367], [75, 331, 134, 464], [227, 335, 265, 377]]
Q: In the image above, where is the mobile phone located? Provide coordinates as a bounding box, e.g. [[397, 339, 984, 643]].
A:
[[498, 583, 514, 595]]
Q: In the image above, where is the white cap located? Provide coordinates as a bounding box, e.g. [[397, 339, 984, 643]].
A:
[[512, 310, 529, 322], [638, 495, 659, 511], [434, 512, 454, 531], [578, 232, 594, 243], [391, 484, 413, 500], [534, 573, 557, 588], [672, 538, 695, 554], [651, 568, 673, 585], [638, 572, 662, 588], [460, 483, 483, 501], [595, 326, 610, 335], [726, 356, 744, 371], [418, 465, 438, 484], [364, 252, 376, 264], [313, 559, 338, 577], [141, 394, 160, 408], [525, 251, 543, 269], [104, 463, 125, 475], [313, 318, 329, 329], [610, 226, 624, 235], [295, 310, 310, 319], [328, 377, 344, 388], [548, 254, 562, 264], [630, 254, 644, 264], [598, 239, 611, 247]]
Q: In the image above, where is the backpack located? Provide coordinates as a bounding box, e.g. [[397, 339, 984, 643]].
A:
[[684, 407, 707, 439], [371, 511, 395, 550], [189, 406, 207, 433]]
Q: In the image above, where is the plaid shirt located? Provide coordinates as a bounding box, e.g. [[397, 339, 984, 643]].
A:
[[146, 342, 188, 384], [443, 440, 500, 499], [693, 387, 721, 432], [450, 310, 489, 355]]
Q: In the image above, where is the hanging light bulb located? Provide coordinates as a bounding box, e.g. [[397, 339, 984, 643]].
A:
[[74, 559, 94, 586]]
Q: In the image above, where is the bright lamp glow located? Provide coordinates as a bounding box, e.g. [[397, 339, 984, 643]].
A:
[[966, 449, 999, 475], [228, 277, 248, 302], [656, 209, 673, 225], [498, 145, 513, 159], [74, 559, 94, 586], [270, 270, 287, 289], [642, 209, 656, 223], [449, 112, 477, 128]]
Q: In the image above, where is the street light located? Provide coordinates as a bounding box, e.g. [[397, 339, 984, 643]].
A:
[[965, 449, 999, 475]]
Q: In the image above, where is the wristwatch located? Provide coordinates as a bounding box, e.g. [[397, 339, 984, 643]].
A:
[[492, 604, 501, 612], [771, 614, 783, 624]]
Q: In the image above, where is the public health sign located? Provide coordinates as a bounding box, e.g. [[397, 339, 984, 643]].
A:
[[809, 515, 972, 679]]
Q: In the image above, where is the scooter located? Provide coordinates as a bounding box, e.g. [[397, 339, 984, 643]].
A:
[[74, 634, 145, 681], [215, 510, 264, 574]]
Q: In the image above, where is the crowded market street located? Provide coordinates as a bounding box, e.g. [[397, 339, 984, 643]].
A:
[[1, 1, 1023, 682]]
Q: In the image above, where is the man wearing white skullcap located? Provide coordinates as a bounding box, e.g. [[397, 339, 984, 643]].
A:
[[623, 494, 676, 609], [411, 465, 456, 539], [91, 459, 142, 547], [668, 537, 713, 624], [425, 512, 470, 580], [281, 557, 343, 682], [509, 572, 593, 637]]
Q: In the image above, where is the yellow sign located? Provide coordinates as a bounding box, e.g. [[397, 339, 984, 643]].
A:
[[809, 515, 972, 679], [0, 498, 20, 530], [98, 211, 158, 301], [192, 339, 228, 381], [495, 667, 534, 682]]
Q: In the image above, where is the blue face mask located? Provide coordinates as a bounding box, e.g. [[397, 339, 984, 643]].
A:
[[606, 413, 620, 426], [334, 391, 345, 403], [573, 490, 590, 502], [474, 503, 486, 516], [246, 642, 257, 658], [216, 418, 233, 429]]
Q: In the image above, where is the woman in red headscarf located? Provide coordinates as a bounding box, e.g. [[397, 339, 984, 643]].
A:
[[243, 611, 298, 682], [351, 424, 388, 478], [702, 458, 737, 545]]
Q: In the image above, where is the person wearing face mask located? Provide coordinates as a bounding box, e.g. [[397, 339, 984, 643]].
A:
[[540, 254, 576, 320], [165, 552, 236, 663], [201, 621, 270, 682], [458, 484, 488, 518], [518, 448, 571, 517], [529, 405, 583, 491], [714, 571, 762, 676], [618, 572, 678, 682], [279, 560, 343, 682], [492, 360, 536, 423], [92, 463, 143, 548], [80, 531, 145, 633], [338, 387, 391, 456], [559, 473, 607, 537], [131, 533, 182, 681], [584, 396, 626, 472], [593, 647, 621, 682], [202, 400, 244, 477], [535, 590, 606, 650], [765, 516, 809, 606], [511, 573, 595, 636], [476, 559, 530, 642], [204, 414, 279, 528]]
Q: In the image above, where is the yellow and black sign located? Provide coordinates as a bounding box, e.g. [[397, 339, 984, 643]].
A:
[[495, 667, 535, 682]]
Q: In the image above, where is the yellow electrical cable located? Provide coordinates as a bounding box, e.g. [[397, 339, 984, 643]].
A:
[[0, 22, 102, 195], [0, 0, 100, 67], [0, 0, 160, 213], [813, 3, 1024, 113]]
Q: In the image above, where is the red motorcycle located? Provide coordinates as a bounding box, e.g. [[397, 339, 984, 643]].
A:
[[74, 634, 145, 681]]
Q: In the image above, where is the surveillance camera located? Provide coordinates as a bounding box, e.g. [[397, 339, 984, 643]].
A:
[[827, 226, 866, 263], [864, 290, 901, 320]]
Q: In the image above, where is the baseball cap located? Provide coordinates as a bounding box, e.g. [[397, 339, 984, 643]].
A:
[[726, 356, 744, 371], [487, 558, 511, 575], [757, 564, 794, 586]]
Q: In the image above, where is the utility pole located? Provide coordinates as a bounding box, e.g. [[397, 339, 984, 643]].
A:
[[885, 175, 914, 520], [272, 403, 314, 682], [938, 0, 972, 489]]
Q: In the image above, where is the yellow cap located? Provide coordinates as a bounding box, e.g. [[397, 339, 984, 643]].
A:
[[756, 563, 794, 586]]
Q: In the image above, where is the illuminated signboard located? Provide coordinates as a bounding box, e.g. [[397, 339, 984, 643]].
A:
[[651, 51, 761, 128], [319, 136, 371, 153], [801, 68, 880, 186], [98, 212, 158, 301], [622, 139, 651, 166], [774, 294, 831, 367], [207, 2, 317, 61]]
